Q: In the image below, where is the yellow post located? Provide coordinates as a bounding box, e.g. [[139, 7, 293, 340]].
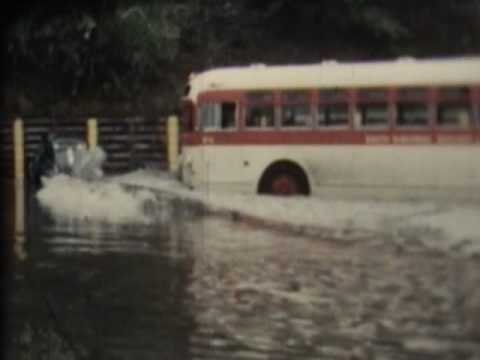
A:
[[13, 118, 25, 180], [87, 117, 98, 149], [167, 115, 179, 172], [13, 118, 26, 260]]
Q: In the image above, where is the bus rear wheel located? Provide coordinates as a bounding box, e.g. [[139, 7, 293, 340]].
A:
[[271, 173, 299, 195], [259, 162, 310, 196]]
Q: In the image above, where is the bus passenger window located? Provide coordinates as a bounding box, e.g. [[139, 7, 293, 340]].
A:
[[281, 104, 311, 127], [199, 102, 237, 131], [199, 103, 216, 130], [437, 104, 472, 128], [318, 104, 349, 127], [246, 105, 275, 128], [396, 103, 428, 127], [358, 103, 389, 128], [221, 102, 236, 129]]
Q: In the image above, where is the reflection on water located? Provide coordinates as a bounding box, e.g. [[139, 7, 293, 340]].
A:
[[3, 180, 196, 360], [13, 179, 27, 261]]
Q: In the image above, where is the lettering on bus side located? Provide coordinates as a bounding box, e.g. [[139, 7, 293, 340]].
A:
[[202, 136, 215, 145], [392, 135, 431, 144], [436, 135, 473, 144], [365, 135, 390, 144]]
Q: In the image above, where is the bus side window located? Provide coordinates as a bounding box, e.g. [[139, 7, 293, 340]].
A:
[[356, 89, 389, 129], [199, 102, 237, 131], [396, 103, 429, 128], [318, 104, 349, 127], [246, 105, 275, 128], [199, 103, 215, 130], [220, 102, 236, 129], [358, 103, 389, 128], [280, 91, 311, 128], [437, 104, 472, 129], [246, 91, 275, 129], [281, 104, 311, 127], [436, 87, 472, 129]]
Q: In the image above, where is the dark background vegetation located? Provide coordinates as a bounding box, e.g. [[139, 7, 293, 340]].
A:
[[2, 0, 480, 118]]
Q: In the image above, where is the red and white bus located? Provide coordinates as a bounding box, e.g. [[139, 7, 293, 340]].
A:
[[180, 57, 480, 200]]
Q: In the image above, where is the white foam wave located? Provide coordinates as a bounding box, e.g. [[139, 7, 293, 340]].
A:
[[35, 170, 480, 253], [37, 175, 156, 224], [114, 169, 480, 254]]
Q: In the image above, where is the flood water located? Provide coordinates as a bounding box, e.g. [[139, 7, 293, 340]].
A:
[[3, 178, 480, 360], [3, 180, 200, 359], [3, 178, 312, 360]]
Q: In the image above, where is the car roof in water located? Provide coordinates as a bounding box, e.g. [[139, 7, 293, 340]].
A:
[[52, 137, 85, 146]]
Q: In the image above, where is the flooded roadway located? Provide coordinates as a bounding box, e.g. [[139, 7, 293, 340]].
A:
[[3, 180, 197, 359], [3, 178, 480, 359]]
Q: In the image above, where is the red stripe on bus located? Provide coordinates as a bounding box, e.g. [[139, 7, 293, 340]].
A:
[[182, 130, 479, 146]]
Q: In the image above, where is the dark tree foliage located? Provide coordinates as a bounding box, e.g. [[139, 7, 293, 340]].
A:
[[3, 0, 480, 116]]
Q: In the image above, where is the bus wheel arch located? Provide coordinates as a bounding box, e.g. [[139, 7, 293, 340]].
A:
[[258, 160, 311, 196]]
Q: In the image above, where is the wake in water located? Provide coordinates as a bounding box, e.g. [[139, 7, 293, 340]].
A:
[[36, 175, 156, 224], [36, 170, 480, 254]]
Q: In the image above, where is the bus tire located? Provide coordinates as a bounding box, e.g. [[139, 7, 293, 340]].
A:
[[258, 161, 310, 196]]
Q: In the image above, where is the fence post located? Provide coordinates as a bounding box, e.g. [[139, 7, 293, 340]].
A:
[[12, 117, 26, 259], [167, 115, 179, 172], [13, 118, 25, 180], [87, 117, 98, 149]]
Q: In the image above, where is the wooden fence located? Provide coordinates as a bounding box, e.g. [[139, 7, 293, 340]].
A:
[[0, 116, 168, 179], [0, 120, 13, 178]]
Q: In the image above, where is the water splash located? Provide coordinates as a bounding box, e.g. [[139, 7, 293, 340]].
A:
[[37, 175, 156, 224]]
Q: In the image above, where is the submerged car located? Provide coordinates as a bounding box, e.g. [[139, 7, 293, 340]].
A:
[[29, 134, 106, 188]]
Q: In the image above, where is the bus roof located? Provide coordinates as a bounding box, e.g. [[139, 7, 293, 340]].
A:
[[186, 56, 480, 102]]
